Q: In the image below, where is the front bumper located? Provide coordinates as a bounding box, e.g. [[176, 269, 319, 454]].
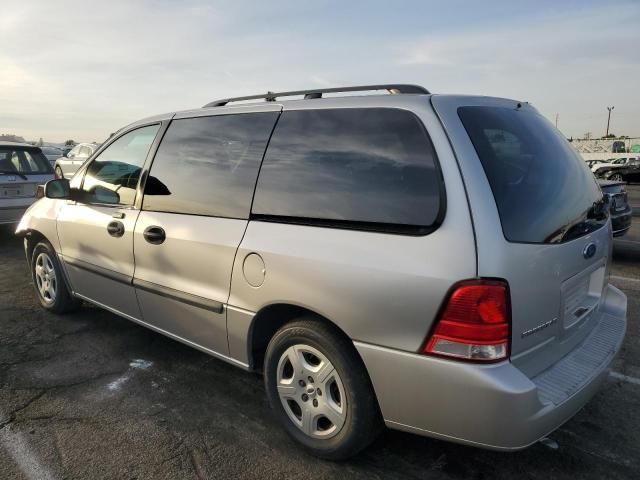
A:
[[355, 284, 627, 450]]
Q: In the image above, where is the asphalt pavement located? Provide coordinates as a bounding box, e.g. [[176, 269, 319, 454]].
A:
[[1, 191, 639, 480]]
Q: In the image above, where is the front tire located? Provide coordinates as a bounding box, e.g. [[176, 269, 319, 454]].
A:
[[264, 318, 382, 460], [30, 241, 80, 314], [609, 173, 623, 181]]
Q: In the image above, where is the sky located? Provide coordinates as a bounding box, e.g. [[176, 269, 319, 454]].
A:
[[1, 0, 639, 143]]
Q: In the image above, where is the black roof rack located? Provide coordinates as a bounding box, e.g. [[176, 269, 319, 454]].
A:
[[203, 84, 429, 108]]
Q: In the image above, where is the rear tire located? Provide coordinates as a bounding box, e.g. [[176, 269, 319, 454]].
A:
[[610, 173, 623, 181], [30, 241, 81, 314], [264, 318, 382, 460]]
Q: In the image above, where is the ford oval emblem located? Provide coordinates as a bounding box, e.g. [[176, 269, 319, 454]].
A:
[[583, 243, 596, 259]]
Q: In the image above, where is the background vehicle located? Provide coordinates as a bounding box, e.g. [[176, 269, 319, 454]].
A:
[[54, 142, 99, 178], [0, 142, 54, 224], [595, 157, 640, 182], [40, 146, 64, 166], [592, 156, 634, 173], [598, 180, 632, 236], [586, 159, 607, 169], [16, 85, 627, 460]]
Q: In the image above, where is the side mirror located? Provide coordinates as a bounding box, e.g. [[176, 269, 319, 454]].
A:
[[44, 179, 71, 199], [91, 185, 120, 204]]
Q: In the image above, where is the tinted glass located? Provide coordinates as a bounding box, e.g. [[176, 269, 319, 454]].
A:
[[42, 147, 61, 155], [252, 108, 442, 232], [0, 148, 52, 174], [81, 125, 159, 205], [458, 106, 605, 243], [143, 112, 278, 218]]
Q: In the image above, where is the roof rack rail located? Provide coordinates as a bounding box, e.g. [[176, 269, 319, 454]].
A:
[[203, 84, 429, 108]]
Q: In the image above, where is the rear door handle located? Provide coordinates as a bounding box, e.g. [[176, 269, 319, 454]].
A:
[[107, 220, 125, 238], [143, 226, 166, 245]]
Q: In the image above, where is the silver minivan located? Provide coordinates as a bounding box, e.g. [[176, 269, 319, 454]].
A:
[[16, 85, 627, 459]]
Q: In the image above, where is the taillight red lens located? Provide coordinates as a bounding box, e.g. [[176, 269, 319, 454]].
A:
[[423, 280, 510, 362]]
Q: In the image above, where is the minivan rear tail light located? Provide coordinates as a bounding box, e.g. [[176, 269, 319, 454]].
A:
[[423, 280, 510, 362]]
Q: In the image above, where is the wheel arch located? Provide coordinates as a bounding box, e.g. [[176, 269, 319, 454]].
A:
[[23, 228, 48, 262], [248, 303, 360, 372]]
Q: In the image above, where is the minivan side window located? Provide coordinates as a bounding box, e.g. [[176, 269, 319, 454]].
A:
[[142, 112, 279, 219], [251, 108, 443, 233], [80, 125, 159, 206]]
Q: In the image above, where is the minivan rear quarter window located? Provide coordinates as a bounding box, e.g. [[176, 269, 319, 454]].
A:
[[252, 108, 443, 234], [458, 106, 605, 244]]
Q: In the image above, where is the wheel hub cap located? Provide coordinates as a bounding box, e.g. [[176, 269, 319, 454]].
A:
[[276, 344, 347, 439]]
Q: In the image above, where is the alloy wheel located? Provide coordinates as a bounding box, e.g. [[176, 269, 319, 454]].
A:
[[34, 252, 57, 304]]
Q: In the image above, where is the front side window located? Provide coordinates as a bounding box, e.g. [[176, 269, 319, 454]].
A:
[[68, 145, 81, 158], [78, 146, 93, 158], [142, 112, 279, 218], [81, 125, 159, 205], [252, 108, 443, 233]]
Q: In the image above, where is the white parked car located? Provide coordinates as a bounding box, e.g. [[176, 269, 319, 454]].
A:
[[54, 143, 100, 179], [591, 157, 633, 173], [0, 142, 54, 225]]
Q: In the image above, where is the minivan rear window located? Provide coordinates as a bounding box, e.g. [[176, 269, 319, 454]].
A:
[[252, 108, 443, 234], [458, 106, 606, 244]]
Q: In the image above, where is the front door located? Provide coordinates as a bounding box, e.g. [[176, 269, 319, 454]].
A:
[[57, 124, 161, 318], [132, 108, 280, 356]]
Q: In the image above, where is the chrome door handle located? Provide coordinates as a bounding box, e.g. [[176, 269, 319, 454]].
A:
[[107, 220, 125, 238], [143, 226, 166, 245]]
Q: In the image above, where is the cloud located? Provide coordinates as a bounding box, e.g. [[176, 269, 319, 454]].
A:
[[0, 0, 638, 142]]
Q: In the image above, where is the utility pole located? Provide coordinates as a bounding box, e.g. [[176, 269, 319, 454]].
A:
[[606, 106, 615, 137], [555, 113, 559, 128]]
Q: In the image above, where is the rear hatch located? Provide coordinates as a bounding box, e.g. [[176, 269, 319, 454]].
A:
[[432, 96, 611, 377]]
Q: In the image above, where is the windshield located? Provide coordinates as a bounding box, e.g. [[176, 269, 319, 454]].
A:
[[458, 106, 606, 244], [0, 147, 53, 174]]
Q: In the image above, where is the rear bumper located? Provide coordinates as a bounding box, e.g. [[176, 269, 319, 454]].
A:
[[611, 210, 632, 236], [355, 284, 627, 450], [0, 204, 32, 225]]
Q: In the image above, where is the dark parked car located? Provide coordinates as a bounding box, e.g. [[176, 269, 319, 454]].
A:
[[598, 180, 632, 236], [595, 157, 640, 182]]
